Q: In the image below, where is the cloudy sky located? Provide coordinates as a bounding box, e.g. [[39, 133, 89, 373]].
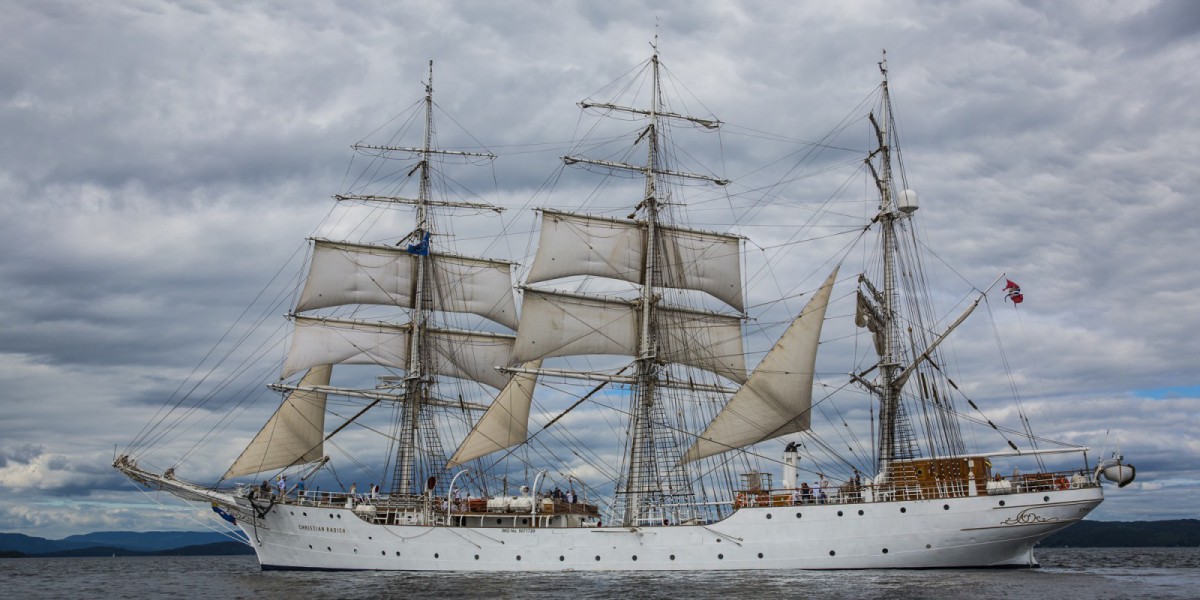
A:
[[2, 0, 1198, 539]]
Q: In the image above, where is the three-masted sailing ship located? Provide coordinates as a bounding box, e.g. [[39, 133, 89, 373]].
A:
[[116, 51, 1134, 571]]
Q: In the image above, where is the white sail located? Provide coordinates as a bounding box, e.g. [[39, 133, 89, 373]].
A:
[[224, 365, 332, 479], [658, 305, 747, 384], [283, 316, 515, 390], [511, 289, 639, 362], [526, 211, 644, 287], [657, 224, 744, 312], [296, 240, 518, 330], [682, 268, 838, 463], [525, 211, 744, 311], [446, 360, 542, 467], [512, 289, 746, 381]]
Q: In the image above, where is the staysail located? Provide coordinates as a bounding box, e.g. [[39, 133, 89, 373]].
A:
[[224, 365, 332, 479], [446, 360, 542, 467], [682, 268, 838, 463]]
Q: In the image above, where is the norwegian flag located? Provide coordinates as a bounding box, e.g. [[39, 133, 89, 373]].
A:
[[1004, 279, 1024, 304]]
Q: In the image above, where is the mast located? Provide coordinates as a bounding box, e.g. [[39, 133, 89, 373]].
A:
[[624, 49, 663, 527], [394, 61, 435, 495], [519, 44, 731, 527], [870, 53, 922, 477], [876, 55, 900, 475]]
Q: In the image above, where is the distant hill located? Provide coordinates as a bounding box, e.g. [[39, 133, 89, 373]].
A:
[[0, 530, 250, 558], [1039, 519, 1200, 548], [32, 541, 254, 558], [59, 531, 240, 553]]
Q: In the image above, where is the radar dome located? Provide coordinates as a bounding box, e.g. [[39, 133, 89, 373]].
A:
[[898, 189, 919, 214]]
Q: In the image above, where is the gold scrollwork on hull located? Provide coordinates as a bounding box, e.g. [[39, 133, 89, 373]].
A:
[[1001, 508, 1059, 526]]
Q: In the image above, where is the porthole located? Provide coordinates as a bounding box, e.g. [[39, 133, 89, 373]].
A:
[[302, 512, 307, 516], [926, 544, 932, 549], [434, 553, 439, 559], [327, 547, 331, 551], [837, 511, 843, 517], [559, 556, 565, 561], [757, 552, 764, 559], [670, 555, 676, 560], [337, 514, 341, 519], [882, 548, 889, 554], [474, 554, 479, 560], [858, 510, 864, 516], [943, 504, 950, 511], [380, 551, 386, 556], [329, 514, 334, 519], [290, 511, 294, 515], [308, 545, 313, 549], [900, 507, 907, 513], [496, 518, 502, 524], [796, 512, 803, 518], [718, 553, 724, 560], [829, 550, 836, 556], [999, 500, 1006, 507], [632, 555, 638, 561], [716, 538, 722, 543], [595, 555, 601, 561], [1044, 496, 1050, 502], [521, 518, 528, 525], [766, 513, 773, 519], [352, 549, 357, 554], [516, 555, 521, 561], [396, 552, 401, 556]]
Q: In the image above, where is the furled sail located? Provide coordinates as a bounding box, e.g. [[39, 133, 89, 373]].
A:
[[295, 239, 519, 330], [526, 210, 744, 311], [445, 360, 542, 467], [224, 365, 332, 479], [282, 316, 515, 390], [682, 268, 838, 463], [855, 289, 886, 356], [512, 288, 746, 382]]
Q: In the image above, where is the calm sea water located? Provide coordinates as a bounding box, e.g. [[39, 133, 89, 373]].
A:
[[2, 548, 1196, 599]]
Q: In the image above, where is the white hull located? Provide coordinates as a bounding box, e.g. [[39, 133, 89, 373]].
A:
[[235, 487, 1101, 571]]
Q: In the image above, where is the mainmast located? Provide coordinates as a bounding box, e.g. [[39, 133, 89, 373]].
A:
[[625, 50, 663, 527], [546, 45, 729, 526]]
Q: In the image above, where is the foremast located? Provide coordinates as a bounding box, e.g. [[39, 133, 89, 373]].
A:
[[265, 61, 510, 498], [394, 61, 437, 496]]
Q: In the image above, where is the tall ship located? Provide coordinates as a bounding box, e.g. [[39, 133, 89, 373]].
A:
[[116, 50, 1135, 571]]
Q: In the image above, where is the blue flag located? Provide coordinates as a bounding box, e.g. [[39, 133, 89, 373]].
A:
[[406, 232, 431, 256]]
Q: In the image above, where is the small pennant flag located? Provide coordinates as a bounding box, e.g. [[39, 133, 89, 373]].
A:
[[1003, 279, 1024, 304]]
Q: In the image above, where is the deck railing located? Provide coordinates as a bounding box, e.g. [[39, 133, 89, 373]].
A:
[[733, 468, 1097, 508]]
